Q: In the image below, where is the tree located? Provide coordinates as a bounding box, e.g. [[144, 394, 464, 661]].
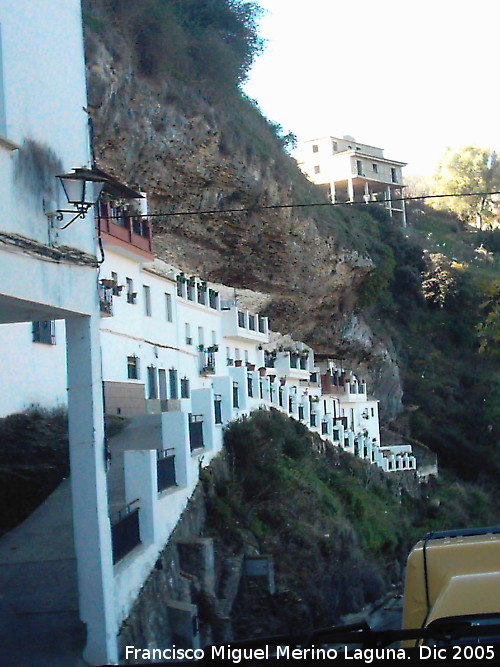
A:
[[431, 146, 500, 229]]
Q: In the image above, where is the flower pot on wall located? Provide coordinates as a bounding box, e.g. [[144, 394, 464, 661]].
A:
[[259, 367, 267, 377], [235, 360, 243, 367]]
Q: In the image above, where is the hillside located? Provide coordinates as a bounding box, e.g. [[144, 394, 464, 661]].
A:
[[82, 0, 499, 484]]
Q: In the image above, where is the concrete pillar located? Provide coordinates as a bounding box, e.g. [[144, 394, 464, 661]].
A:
[[402, 192, 407, 228], [65, 314, 117, 665], [347, 178, 354, 202], [191, 388, 215, 451], [161, 411, 191, 487], [386, 186, 393, 217], [364, 181, 370, 203], [330, 181, 336, 202], [124, 449, 158, 544]]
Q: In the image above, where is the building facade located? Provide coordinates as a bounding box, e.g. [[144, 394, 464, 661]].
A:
[[296, 135, 407, 226], [0, 1, 118, 663]]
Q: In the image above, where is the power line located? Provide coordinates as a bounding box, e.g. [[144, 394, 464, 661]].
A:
[[100, 190, 500, 219]]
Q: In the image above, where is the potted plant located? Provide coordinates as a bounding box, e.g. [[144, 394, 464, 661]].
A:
[[246, 363, 256, 371], [258, 367, 267, 377], [198, 344, 205, 352], [234, 359, 243, 367]]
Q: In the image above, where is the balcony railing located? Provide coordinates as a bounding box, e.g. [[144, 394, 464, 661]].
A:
[[189, 414, 204, 451], [98, 202, 153, 255], [111, 500, 141, 564], [157, 450, 176, 492]]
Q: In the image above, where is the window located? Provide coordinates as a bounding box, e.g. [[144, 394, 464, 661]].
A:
[[143, 285, 151, 316], [391, 167, 397, 183], [211, 330, 216, 345], [372, 163, 378, 173], [232, 382, 239, 409], [111, 271, 121, 296], [32, 320, 56, 345], [127, 355, 139, 380], [332, 140, 338, 152], [312, 144, 319, 153], [169, 369, 178, 399], [147, 366, 157, 399], [158, 369, 167, 399], [244, 350, 249, 363], [314, 165, 320, 174], [214, 394, 222, 424], [356, 160, 363, 176], [181, 377, 190, 398], [185, 323, 192, 345], [235, 348, 240, 360], [165, 293, 172, 322], [0, 25, 6, 138], [126, 278, 136, 304], [371, 407, 375, 417], [198, 326, 204, 347]]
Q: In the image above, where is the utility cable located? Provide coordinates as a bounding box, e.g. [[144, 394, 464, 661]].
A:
[[100, 190, 500, 219]]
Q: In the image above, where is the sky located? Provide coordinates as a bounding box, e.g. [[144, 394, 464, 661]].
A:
[[243, 0, 500, 177]]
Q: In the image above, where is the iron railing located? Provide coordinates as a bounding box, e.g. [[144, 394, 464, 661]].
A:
[[157, 450, 176, 492], [111, 499, 141, 564], [189, 414, 204, 451]]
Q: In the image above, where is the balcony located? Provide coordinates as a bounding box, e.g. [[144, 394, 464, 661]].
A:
[[200, 351, 216, 375], [221, 306, 269, 342], [157, 450, 176, 492], [111, 499, 141, 564], [189, 414, 204, 451], [98, 284, 113, 317], [98, 202, 153, 256]]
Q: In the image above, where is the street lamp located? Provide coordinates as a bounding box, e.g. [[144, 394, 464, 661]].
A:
[[55, 167, 108, 227]]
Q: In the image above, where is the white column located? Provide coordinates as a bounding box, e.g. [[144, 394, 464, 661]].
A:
[[66, 314, 118, 666], [347, 178, 354, 202], [386, 186, 393, 217], [402, 192, 407, 228], [330, 181, 336, 202], [364, 181, 370, 203]]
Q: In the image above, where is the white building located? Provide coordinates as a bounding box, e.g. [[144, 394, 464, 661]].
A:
[[296, 135, 407, 226], [0, 1, 118, 663]]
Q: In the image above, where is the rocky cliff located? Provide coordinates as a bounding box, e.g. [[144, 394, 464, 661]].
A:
[[84, 20, 403, 421]]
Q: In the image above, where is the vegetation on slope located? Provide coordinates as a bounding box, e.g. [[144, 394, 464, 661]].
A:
[[204, 410, 499, 638], [84, 0, 264, 89], [353, 203, 500, 484]]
